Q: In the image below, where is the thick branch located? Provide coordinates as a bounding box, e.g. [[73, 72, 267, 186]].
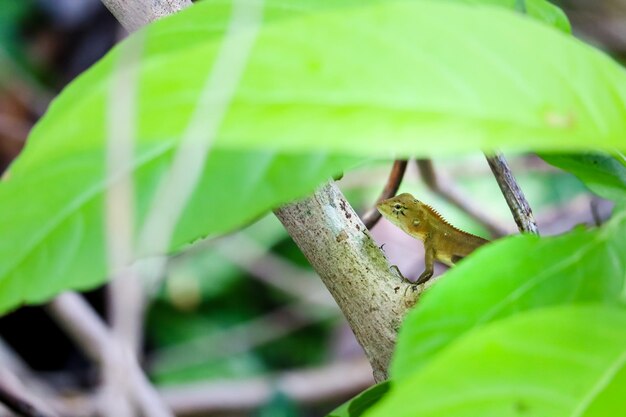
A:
[[100, 0, 192, 32], [275, 182, 420, 381], [485, 152, 539, 235]]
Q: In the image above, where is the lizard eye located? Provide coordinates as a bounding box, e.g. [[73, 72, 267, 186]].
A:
[[393, 203, 402, 210], [413, 219, 420, 226]]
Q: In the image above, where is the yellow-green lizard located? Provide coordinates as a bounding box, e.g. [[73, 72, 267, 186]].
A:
[[377, 193, 489, 285]]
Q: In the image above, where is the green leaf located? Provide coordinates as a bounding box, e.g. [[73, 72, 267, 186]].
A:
[[10, 0, 624, 180], [0, 150, 359, 313], [542, 153, 626, 201], [525, 0, 571, 33], [0, 0, 620, 313], [257, 392, 300, 417], [328, 381, 391, 417], [366, 305, 626, 417], [455, 0, 570, 33], [391, 210, 626, 379]]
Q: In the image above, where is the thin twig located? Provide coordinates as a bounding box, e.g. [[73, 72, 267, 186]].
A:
[[537, 194, 612, 235], [416, 159, 509, 237], [362, 159, 408, 229], [149, 301, 336, 373], [105, 27, 145, 358], [0, 379, 55, 417], [0, 340, 84, 417], [103, 27, 145, 417], [590, 199, 604, 227], [0, 114, 30, 142], [0, 340, 33, 381], [159, 358, 374, 416], [0, 357, 372, 417], [484, 152, 539, 235], [0, 48, 55, 114], [216, 234, 335, 307], [44, 293, 173, 417]]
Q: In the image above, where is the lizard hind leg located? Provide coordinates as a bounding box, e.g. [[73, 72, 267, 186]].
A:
[[415, 245, 435, 285], [415, 268, 434, 285]]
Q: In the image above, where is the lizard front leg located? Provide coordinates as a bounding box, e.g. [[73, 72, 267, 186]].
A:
[[416, 241, 435, 285]]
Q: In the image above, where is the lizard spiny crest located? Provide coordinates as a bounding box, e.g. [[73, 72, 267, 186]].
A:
[[420, 202, 484, 240]]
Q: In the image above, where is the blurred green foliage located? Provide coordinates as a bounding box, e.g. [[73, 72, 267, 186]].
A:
[[0, 0, 35, 76]]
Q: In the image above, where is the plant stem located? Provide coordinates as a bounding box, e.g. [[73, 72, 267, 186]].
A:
[[485, 152, 539, 235], [0, 380, 55, 417], [45, 293, 173, 417]]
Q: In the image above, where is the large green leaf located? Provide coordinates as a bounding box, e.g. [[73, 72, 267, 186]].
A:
[[366, 305, 626, 417], [0, 0, 621, 314], [0, 149, 359, 312], [542, 153, 626, 201], [452, 0, 570, 33], [10, 0, 624, 178], [391, 210, 626, 379]]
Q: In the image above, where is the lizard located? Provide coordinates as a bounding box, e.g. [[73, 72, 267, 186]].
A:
[[376, 193, 489, 285]]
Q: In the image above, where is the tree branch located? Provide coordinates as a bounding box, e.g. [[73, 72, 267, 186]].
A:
[[100, 0, 192, 32], [149, 301, 336, 373], [485, 152, 539, 234], [275, 182, 422, 382], [0, 379, 55, 417], [159, 358, 374, 416], [44, 293, 173, 417]]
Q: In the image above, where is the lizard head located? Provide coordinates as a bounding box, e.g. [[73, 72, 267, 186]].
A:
[[376, 193, 429, 238]]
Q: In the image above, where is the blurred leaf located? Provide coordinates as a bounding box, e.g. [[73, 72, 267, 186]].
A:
[[328, 381, 391, 417], [366, 305, 626, 417], [257, 323, 332, 369], [2, 0, 625, 314], [391, 210, 626, 379], [148, 276, 334, 384], [148, 276, 279, 348], [257, 391, 299, 417], [152, 351, 266, 385], [148, 295, 270, 384], [161, 214, 290, 304], [0, 0, 34, 75], [542, 153, 626, 201]]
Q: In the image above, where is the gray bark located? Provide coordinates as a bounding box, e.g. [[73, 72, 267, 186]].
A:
[[275, 183, 419, 381], [101, 0, 192, 32]]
